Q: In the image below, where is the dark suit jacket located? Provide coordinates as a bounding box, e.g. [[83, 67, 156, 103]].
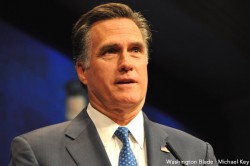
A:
[[9, 109, 218, 166]]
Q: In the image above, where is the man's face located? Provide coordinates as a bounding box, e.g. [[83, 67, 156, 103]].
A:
[[77, 18, 148, 110]]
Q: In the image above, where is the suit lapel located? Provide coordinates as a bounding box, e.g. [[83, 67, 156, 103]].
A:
[[65, 109, 111, 166], [64, 109, 181, 166], [144, 114, 181, 166]]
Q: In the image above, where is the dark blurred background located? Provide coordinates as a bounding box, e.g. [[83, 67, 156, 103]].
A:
[[1, 0, 250, 165]]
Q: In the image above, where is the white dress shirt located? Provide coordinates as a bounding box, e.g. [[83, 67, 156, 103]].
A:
[[87, 103, 147, 166]]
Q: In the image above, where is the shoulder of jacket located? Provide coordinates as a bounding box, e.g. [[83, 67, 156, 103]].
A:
[[19, 121, 71, 141]]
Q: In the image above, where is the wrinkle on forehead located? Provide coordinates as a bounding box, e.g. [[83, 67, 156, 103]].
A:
[[90, 18, 146, 45]]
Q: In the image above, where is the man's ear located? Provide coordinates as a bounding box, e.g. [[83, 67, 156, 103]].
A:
[[76, 61, 88, 85]]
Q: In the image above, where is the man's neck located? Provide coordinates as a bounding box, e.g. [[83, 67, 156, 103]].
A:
[[90, 101, 143, 126]]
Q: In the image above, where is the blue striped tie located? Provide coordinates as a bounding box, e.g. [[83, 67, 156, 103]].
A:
[[115, 127, 138, 166]]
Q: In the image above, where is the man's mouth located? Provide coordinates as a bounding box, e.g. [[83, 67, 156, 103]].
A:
[[115, 79, 136, 84]]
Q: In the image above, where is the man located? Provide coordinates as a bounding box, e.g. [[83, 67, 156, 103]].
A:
[[9, 3, 218, 166]]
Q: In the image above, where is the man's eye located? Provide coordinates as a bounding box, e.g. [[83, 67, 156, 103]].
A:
[[104, 48, 118, 54], [131, 47, 141, 53]]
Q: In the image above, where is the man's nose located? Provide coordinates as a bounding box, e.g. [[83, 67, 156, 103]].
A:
[[118, 52, 133, 73]]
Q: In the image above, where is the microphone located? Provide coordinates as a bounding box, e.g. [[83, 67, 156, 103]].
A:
[[165, 142, 187, 166]]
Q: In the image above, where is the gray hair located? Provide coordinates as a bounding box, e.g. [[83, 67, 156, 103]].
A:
[[72, 3, 152, 68]]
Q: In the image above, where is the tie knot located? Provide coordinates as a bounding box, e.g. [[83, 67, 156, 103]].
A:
[[115, 127, 129, 143]]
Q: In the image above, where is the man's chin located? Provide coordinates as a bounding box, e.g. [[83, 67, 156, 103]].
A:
[[114, 97, 144, 108]]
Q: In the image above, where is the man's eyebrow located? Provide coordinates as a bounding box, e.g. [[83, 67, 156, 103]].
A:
[[98, 44, 119, 55], [98, 42, 146, 55], [130, 42, 144, 48]]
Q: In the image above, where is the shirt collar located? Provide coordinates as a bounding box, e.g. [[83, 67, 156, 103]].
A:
[[86, 103, 144, 149], [126, 110, 144, 148]]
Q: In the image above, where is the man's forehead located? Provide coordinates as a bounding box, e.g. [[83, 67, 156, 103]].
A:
[[90, 18, 140, 34], [89, 18, 146, 45]]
